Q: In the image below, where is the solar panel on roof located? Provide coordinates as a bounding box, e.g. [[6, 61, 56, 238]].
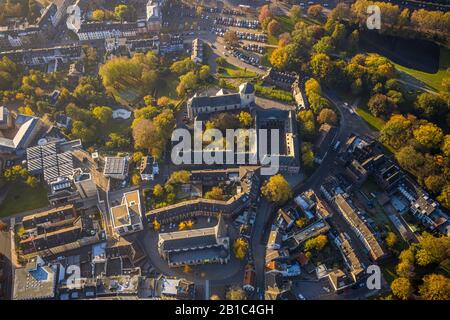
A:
[[26, 142, 75, 183]]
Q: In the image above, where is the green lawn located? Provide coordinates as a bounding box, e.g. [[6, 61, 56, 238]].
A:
[[393, 47, 450, 92], [156, 72, 181, 99], [0, 183, 49, 217], [277, 15, 296, 34], [217, 61, 257, 78], [355, 107, 386, 131]]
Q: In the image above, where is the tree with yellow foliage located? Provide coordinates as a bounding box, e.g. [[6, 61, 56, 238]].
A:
[[185, 220, 194, 229], [295, 217, 308, 228], [238, 111, 253, 128], [205, 187, 225, 201], [226, 286, 247, 300], [179, 221, 187, 231], [391, 277, 413, 300], [131, 173, 141, 186], [152, 219, 161, 231], [419, 274, 450, 300], [261, 174, 292, 204], [269, 47, 289, 70], [183, 265, 192, 273], [385, 232, 397, 248], [233, 237, 248, 260]]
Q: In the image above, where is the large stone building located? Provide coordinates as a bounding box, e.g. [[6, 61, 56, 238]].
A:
[[0, 107, 42, 157], [187, 83, 255, 118], [158, 215, 230, 267]]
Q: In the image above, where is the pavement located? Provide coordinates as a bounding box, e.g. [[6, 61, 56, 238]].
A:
[[246, 82, 387, 299], [136, 217, 245, 289]]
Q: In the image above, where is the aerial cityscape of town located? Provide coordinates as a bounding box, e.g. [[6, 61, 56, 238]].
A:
[[0, 0, 449, 305]]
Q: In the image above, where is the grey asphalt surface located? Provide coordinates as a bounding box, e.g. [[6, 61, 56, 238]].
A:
[[0, 230, 12, 299]]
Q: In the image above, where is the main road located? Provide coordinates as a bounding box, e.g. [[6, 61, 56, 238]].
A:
[[250, 86, 380, 295]]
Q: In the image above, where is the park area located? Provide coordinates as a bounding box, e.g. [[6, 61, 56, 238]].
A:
[[0, 183, 49, 217]]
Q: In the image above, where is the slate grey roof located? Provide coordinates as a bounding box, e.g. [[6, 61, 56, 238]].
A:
[[0, 114, 40, 152], [162, 235, 218, 252], [168, 246, 228, 264], [240, 82, 255, 94], [77, 21, 138, 33], [189, 93, 241, 109]]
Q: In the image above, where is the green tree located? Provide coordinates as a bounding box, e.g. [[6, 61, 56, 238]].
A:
[[115, 4, 135, 21], [424, 175, 446, 195], [168, 170, 191, 185], [153, 184, 165, 198], [199, 65, 210, 80], [92, 106, 112, 125], [289, 5, 302, 23], [267, 19, 282, 37], [170, 58, 196, 75], [395, 146, 424, 174], [310, 53, 333, 82], [385, 232, 397, 248], [106, 133, 128, 150], [205, 187, 225, 200], [298, 110, 316, 139], [437, 185, 450, 210], [441, 135, 450, 157], [413, 123, 444, 149], [301, 142, 315, 170], [415, 93, 447, 119], [380, 114, 414, 149], [269, 46, 289, 70], [304, 234, 328, 251], [317, 108, 338, 125], [368, 94, 392, 118]]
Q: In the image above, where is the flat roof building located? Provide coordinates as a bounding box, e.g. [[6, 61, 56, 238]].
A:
[[110, 190, 143, 237], [13, 256, 57, 300], [103, 156, 129, 180]]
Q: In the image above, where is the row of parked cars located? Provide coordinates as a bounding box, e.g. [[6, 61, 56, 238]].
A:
[[222, 8, 245, 16], [214, 17, 260, 29], [230, 49, 261, 66], [235, 31, 268, 43], [243, 43, 265, 54]]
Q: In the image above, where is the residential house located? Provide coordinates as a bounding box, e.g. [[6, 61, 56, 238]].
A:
[[140, 156, 159, 181]]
